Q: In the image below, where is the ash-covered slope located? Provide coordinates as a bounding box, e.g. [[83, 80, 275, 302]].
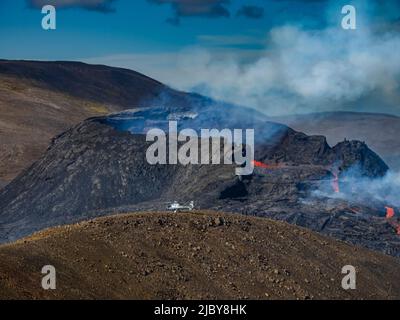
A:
[[1, 212, 400, 300], [0, 113, 397, 258]]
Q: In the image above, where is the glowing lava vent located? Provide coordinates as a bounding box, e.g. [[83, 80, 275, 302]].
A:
[[386, 206, 395, 219]]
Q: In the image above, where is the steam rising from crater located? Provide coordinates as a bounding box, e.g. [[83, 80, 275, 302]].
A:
[[315, 167, 400, 210], [173, 25, 400, 116]]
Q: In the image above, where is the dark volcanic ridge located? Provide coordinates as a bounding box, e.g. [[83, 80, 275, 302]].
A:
[[0, 110, 398, 258], [1, 211, 400, 300], [270, 111, 400, 171], [0, 60, 241, 182]]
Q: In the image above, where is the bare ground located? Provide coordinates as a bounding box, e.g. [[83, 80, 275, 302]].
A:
[[0, 211, 399, 300]]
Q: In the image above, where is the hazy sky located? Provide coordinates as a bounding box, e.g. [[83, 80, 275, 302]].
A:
[[0, 0, 399, 116]]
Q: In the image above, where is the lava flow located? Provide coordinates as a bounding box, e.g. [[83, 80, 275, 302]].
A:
[[386, 206, 395, 219], [252, 160, 282, 170], [385, 206, 400, 235]]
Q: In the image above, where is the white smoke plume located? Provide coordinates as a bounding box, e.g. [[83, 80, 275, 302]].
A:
[[315, 168, 400, 209], [171, 25, 400, 116]]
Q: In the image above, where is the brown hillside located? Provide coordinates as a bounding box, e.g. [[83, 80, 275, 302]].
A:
[[0, 211, 399, 300]]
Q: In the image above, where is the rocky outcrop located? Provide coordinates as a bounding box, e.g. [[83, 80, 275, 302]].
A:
[[332, 140, 389, 177]]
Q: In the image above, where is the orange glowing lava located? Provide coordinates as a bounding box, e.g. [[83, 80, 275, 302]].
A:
[[384, 206, 399, 235], [252, 160, 282, 170], [385, 206, 395, 219]]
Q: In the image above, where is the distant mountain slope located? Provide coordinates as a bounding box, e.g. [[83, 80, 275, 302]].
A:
[[1, 211, 399, 300], [270, 112, 400, 171], [0, 60, 210, 182], [0, 60, 199, 109]]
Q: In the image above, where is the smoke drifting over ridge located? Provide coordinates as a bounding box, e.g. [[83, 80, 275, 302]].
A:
[[172, 24, 400, 116], [312, 167, 400, 216]]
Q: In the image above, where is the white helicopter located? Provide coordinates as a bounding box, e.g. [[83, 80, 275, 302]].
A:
[[166, 201, 195, 213]]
